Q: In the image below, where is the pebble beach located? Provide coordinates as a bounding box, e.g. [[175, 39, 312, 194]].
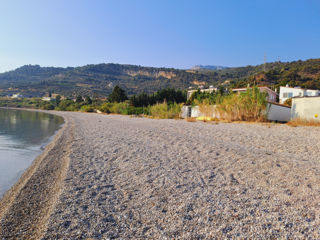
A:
[[1, 112, 320, 239]]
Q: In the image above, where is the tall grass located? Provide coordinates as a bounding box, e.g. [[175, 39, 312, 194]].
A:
[[149, 102, 182, 119], [195, 99, 216, 118], [217, 87, 267, 121], [98, 102, 144, 115]]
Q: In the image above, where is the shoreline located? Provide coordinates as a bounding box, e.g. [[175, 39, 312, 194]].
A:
[[0, 110, 73, 239]]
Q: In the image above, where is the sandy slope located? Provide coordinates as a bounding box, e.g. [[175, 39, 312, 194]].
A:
[[1, 112, 320, 239]]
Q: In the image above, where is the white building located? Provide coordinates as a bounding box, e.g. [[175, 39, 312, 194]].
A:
[[291, 96, 320, 121], [42, 97, 55, 101], [187, 86, 217, 100], [279, 85, 319, 104], [232, 86, 277, 103], [11, 93, 23, 98]]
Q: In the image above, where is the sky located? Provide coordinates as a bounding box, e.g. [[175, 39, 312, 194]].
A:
[[0, 0, 320, 72]]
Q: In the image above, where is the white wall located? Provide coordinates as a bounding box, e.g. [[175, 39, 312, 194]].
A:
[[181, 106, 205, 118], [267, 103, 291, 122], [291, 97, 320, 121]]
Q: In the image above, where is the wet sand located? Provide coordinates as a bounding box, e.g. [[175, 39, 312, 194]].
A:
[[1, 112, 320, 239]]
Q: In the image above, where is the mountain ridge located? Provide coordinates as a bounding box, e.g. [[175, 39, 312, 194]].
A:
[[0, 59, 320, 97], [191, 65, 229, 70]]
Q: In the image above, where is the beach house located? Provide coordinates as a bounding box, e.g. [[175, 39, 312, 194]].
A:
[[11, 93, 23, 98], [232, 86, 277, 103], [279, 85, 319, 104], [187, 86, 217, 100]]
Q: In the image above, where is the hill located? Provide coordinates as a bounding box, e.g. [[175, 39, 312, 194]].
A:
[[0, 59, 320, 97], [0, 64, 223, 97], [227, 59, 320, 90]]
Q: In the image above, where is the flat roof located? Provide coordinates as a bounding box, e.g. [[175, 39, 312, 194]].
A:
[[280, 86, 319, 91], [292, 95, 320, 99], [268, 101, 291, 108]]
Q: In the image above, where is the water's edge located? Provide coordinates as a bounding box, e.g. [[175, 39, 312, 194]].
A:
[[0, 110, 72, 238], [0, 108, 65, 198]]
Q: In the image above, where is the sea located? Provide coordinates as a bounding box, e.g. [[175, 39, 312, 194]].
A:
[[0, 108, 64, 197]]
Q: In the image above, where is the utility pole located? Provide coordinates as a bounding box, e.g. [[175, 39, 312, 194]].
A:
[[263, 53, 267, 72]]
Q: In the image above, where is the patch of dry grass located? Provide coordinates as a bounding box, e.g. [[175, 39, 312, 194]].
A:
[[186, 117, 197, 122], [287, 118, 320, 127]]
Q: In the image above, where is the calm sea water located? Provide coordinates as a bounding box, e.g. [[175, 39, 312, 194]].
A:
[[0, 109, 64, 197]]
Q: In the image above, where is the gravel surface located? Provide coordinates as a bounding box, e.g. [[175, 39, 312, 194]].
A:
[[1, 112, 320, 239]]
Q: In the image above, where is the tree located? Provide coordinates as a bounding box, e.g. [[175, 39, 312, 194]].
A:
[[108, 86, 128, 103], [55, 95, 61, 105], [76, 95, 83, 103], [84, 96, 92, 105]]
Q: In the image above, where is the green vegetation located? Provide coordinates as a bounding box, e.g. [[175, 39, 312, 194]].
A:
[[216, 87, 268, 121], [108, 85, 128, 103], [227, 59, 320, 90], [0, 86, 184, 119], [149, 102, 182, 119], [187, 87, 225, 105], [130, 88, 186, 107]]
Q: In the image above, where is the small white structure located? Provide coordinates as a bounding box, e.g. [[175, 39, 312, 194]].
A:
[[187, 86, 217, 100], [11, 93, 23, 98], [232, 86, 278, 103], [279, 85, 319, 104], [266, 103, 291, 122], [42, 97, 55, 101], [291, 96, 320, 121]]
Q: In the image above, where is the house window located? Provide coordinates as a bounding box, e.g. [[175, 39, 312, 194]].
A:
[[288, 92, 293, 98], [283, 93, 288, 98]]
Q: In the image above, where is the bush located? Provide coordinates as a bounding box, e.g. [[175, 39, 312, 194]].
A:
[[42, 103, 55, 110], [109, 102, 130, 114], [65, 105, 78, 111], [56, 99, 73, 111], [127, 106, 144, 115], [99, 102, 112, 113], [168, 102, 182, 119], [81, 105, 95, 112], [149, 102, 182, 119]]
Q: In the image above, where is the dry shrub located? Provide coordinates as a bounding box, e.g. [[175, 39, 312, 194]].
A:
[[287, 118, 320, 127], [194, 99, 217, 121]]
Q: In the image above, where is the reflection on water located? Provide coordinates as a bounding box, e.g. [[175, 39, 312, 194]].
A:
[[0, 109, 64, 197]]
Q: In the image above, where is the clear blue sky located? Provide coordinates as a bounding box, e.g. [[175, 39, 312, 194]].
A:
[[0, 0, 320, 72]]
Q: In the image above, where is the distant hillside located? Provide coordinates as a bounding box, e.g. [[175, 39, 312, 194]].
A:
[[227, 59, 320, 90], [0, 59, 320, 97], [191, 65, 229, 71], [0, 64, 222, 97]]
